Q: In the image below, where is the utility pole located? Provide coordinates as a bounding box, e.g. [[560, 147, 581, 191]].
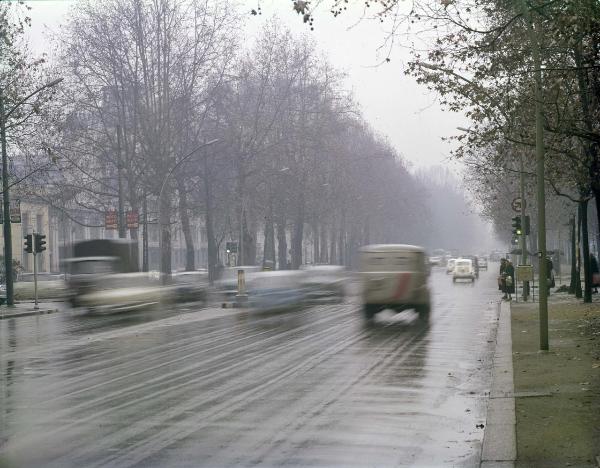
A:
[[520, 153, 529, 300], [521, 0, 548, 350], [0, 89, 14, 306]]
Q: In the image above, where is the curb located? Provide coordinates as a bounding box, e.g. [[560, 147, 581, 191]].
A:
[[480, 300, 516, 468], [0, 307, 60, 320]]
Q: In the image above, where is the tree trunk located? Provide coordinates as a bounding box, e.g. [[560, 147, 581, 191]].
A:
[[177, 177, 195, 271], [116, 125, 127, 239], [337, 209, 346, 266], [329, 223, 337, 265], [320, 224, 328, 263], [263, 204, 275, 269], [580, 199, 592, 302], [593, 186, 600, 256], [241, 213, 256, 265], [576, 207, 583, 298], [291, 194, 305, 269], [312, 220, 319, 265], [569, 215, 577, 294], [159, 192, 171, 279], [277, 217, 287, 269], [142, 193, 148, 272]]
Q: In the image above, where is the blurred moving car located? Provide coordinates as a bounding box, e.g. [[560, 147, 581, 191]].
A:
[[171, 270, 209, 303], [453, 258, 475, 283], [73, 272, 167, 312], [14, 273, 68, 300], [65, 239, 155, 312], [428, 256, 442, 266], [479, 257, 488, 270], [214, 266, 261, 299], [251, 270, 307, 311], [359, 244, 431, 321], [446, 258, 456, 275], [300, 264, 346, 303]]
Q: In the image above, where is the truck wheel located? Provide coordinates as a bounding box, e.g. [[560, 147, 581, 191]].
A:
[[416, 303, 430, 320], [364, 304, 378, 320]]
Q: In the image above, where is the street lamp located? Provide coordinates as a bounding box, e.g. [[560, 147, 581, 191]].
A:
[[0, 77, 63, 306], [157, 139, 219, 279]]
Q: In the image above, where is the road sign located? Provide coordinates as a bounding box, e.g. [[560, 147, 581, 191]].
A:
[[126, 210, 139, 229], [9, 198, 21, 223], [516, 265, 534, 282], [511, 197, 524, 213], [105, 210, 118, 230]]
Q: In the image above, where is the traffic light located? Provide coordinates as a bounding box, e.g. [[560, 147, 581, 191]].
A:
[[24, 234, 33, 253], [511, 216, 522, 235], [34, 233, 46, 252], [524, 215, 531, 235]]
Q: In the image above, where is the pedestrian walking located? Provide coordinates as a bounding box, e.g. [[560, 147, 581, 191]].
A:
[[591, 254, 600, 294], [504, 260, 515, 301], [498, 258, 507, 299]]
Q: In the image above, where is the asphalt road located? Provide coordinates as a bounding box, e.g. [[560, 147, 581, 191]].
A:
[[0, 267, 501, 467]]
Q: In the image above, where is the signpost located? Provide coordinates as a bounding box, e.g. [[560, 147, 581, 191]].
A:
[[511, 197, 524, 213], [9, 198, 20, 223], [126, 210, 139, 229], [105, 210, 118, 230]]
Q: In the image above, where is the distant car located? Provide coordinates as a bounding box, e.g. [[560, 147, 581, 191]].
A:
[[300, 264, 346, 303], [446, 258, 456, 274], [251, 270, 308, 311], [429, 256, 442, 266], [479, 258, 488, 270], [170, 270, 209, 303], [463, 255, 480, 278], [453, 259, 475, 282], [360, 244, 431, 321]]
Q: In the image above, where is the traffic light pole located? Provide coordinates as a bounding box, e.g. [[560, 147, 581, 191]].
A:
[[33, 231, 38, 310], [520, 153, 529, 300]]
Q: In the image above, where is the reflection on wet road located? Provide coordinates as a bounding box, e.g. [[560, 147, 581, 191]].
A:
[[1, 268, 500, 467]]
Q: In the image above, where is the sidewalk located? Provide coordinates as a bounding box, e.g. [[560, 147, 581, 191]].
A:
[[510, 293, 600, 467], [0, 301, 64, 320]]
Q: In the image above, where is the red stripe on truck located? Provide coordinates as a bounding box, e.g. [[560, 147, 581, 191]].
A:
[[392, 272, 411, 300]]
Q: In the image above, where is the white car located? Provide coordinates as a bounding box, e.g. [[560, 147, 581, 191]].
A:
[[453, 258, 475, 282], [479, 258, 488, 270], [446, 258, 456, 274]]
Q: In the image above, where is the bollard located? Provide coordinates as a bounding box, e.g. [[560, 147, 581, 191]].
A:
[[235, 269, 248, 304]]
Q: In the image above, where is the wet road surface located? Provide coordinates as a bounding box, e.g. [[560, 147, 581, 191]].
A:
[[1, 268, 501, 467]]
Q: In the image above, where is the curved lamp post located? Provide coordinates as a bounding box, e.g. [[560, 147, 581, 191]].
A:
[[0, 77, 63, 306]]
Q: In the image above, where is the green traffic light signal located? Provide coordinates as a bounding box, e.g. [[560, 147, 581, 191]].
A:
[[511, 216, 522, 235]]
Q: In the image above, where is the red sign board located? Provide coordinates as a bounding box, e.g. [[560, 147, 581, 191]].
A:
[[105, 210, 118, 230], [126, 210, 139, 229]]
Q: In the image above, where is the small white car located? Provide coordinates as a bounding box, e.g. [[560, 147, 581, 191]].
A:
[[479, 258, 488, 270], [446, 258, 456, 275], [453, 258, 475, 282]]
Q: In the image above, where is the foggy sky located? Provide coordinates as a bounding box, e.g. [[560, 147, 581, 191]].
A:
[[22, 0, 467, 171]]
